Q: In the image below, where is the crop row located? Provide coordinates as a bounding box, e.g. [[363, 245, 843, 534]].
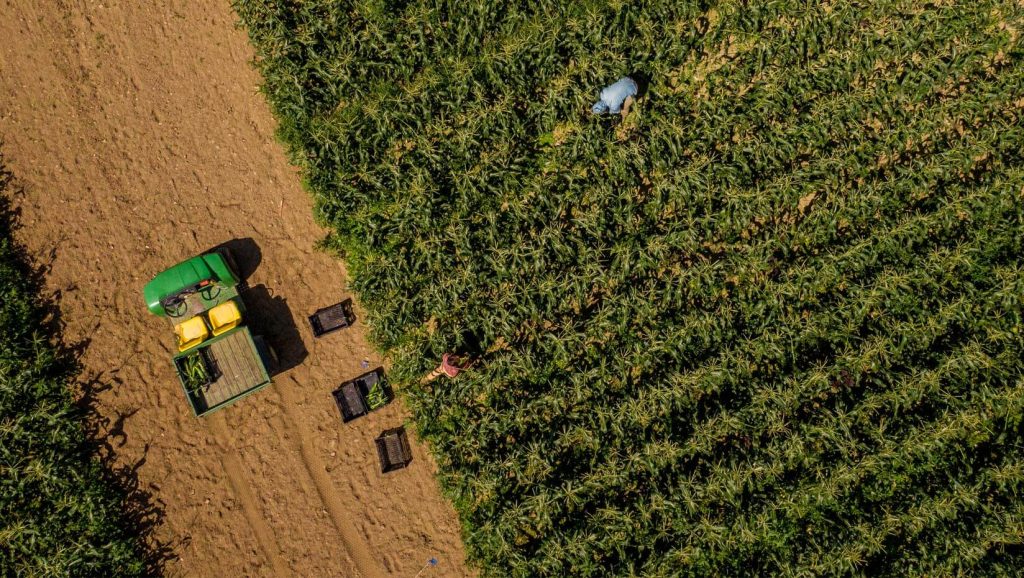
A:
[[236, 0, 1024, 575]]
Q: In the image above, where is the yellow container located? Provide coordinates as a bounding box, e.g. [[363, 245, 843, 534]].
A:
[[174, 317, 209, 352], [208, 300, 242, 336]]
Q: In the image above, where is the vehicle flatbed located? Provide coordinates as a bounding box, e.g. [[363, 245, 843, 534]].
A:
[[173, 326, 271, 416], [200, 329, 268, 408]]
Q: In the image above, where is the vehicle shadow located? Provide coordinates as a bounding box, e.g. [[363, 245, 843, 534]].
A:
[[241, 283, 308, 375], [206, 237, 261, 286]]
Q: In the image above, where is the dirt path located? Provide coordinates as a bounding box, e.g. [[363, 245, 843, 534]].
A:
[[0, 1, 470, 576]]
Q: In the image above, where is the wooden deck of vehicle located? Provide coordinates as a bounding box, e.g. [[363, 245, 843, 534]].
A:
[[201, 330, 266, 409]]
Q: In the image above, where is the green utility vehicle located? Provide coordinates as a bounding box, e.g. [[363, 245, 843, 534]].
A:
[[143, 250, 274, 416]]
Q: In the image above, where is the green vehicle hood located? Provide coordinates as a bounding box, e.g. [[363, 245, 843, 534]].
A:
[[143, 253, 237, 316]]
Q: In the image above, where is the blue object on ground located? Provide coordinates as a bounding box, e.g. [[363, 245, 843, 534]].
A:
[[592, 76, 638, 114]]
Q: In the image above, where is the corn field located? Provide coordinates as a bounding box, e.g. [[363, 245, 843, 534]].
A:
[[235, 0, 1024, 575], [0, 167, 146, 577]]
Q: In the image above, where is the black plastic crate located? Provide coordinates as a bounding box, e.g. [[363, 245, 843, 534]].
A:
[[332, 381, 368, 422], [375, 427, 413, 473], [331, 368, 391, 422], [309, 299, 354, 337], [174, 347, 219, 392]]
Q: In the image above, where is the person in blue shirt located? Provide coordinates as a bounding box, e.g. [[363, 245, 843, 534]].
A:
[[592, 76, 638, 114]]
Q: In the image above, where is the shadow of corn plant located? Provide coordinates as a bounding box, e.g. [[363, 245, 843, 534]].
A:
[[0, 154, 169, 577]]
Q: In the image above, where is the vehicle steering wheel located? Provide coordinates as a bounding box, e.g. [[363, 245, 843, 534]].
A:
[[199, 285, 222, 301], [164, 296, 188, 318]]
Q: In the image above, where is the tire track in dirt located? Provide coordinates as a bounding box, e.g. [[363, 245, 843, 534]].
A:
[[271, 372, 384, 578], [210, 414, 293, 578]]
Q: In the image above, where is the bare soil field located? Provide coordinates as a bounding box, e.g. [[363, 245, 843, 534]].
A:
[[0, 1, 470, 576]]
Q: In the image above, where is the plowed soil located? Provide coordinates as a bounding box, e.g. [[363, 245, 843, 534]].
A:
[[0, 1, 470, 577]]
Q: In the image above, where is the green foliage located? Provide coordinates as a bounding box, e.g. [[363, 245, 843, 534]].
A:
[[234, 0, 1024, 575], [180, 351, 210, 394], [0, 169, 146, 577], [364, 380, 389, 410]]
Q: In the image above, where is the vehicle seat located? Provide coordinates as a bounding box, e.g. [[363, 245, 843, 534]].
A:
[[174, 316, 209, 352], [208, 300, 242, 336]]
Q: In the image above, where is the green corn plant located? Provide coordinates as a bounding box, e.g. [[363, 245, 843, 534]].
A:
[[0, 161, 147, 575], [364, 380, 389, 410], [234, 0, 1024, 574], [181, 351, 210, 395]]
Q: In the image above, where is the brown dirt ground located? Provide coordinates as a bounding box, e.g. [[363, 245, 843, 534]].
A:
[[0, 1, 472, 577]]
